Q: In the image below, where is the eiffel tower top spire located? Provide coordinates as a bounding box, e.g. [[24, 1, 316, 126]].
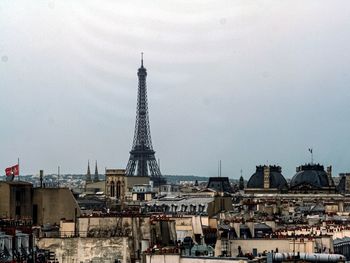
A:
[[141, 52, 144, 67], [125, 55, 166, 187]]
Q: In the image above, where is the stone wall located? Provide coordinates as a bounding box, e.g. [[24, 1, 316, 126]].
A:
[[77, 216, 152, 260], [78, 216, 151, 239], [37, 237, 129, 263]]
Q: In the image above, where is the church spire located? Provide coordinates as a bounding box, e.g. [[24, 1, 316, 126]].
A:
[[86, 160, 92, 183], [94, 160, 99, 182]]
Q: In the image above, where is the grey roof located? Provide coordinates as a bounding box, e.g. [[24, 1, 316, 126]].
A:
[[218, 224, 230, 230], [290, 164, 332, 189], [254, 223, 272, 230], [247, 165, 288, 190], [334, 237, 350, 246]]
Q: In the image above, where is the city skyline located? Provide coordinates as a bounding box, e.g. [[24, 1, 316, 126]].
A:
[[1, 1, 350, 178]]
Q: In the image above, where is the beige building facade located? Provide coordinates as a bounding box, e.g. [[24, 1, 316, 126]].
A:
[[0, 181, 33, 219]]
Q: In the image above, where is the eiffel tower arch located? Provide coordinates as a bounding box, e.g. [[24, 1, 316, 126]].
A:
[[126, 54, 166, 187]]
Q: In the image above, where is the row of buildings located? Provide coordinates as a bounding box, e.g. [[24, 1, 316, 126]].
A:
[[2, 161, 350, 262]]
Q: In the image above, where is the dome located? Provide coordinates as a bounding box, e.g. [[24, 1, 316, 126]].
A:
[[246, 165, 288, 190], [290, 164, 332, 189]]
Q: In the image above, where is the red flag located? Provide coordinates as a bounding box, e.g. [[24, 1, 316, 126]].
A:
[[5, 164, 19, 176]]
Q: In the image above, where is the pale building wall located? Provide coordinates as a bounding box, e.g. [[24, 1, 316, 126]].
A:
[[60, 221, 75, 237], [264, 221, 276, 231], [33, 188, 81, 225], [78, 217, 132, 237], [201, 217, 209, 227], [316, 237, 333, 252], [192, 216, 203, 235], [0, 183, 10, 218], [174, 217, 194, 241], [37, 237, 129, 263], [145, 254, 180, 263], [175, 217, 193, 231], [332, 229, 350, 239], [77, 216, 151, 243], [325, 204, 339, 213]]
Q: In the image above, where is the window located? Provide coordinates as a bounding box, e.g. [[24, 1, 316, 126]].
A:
[[110, 181, 115, 197], [116, 181, 121, 199], [16, 190, 21, 202], [15, 206, 21, 217]]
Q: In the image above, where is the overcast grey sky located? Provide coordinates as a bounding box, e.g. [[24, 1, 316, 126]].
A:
[[1, 0, 350, 179]]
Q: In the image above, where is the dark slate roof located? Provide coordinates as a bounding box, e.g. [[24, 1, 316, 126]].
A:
[[290, 164, 332, 189], [206, 177, 233, 193], [334, 237, 350, 246], [246, 165, 288, 190], [254, 223, 272, 230]]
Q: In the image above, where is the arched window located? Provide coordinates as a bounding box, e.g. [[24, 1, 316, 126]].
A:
[[116, 181, 121, 199], [110, 181, 115, 197]]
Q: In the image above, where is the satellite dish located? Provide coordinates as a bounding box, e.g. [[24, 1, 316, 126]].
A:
[[6, 174, 14, 182]]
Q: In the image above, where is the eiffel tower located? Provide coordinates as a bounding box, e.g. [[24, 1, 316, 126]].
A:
[[126, 54, 166, 187]]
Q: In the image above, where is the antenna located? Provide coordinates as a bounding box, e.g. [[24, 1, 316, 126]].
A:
[[219, 160, 222, 177], [217, 161, 219, 177], [141, 52, 144, 67]]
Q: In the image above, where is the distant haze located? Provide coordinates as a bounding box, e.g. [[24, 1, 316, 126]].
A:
[[1, 1, 350, 179]]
